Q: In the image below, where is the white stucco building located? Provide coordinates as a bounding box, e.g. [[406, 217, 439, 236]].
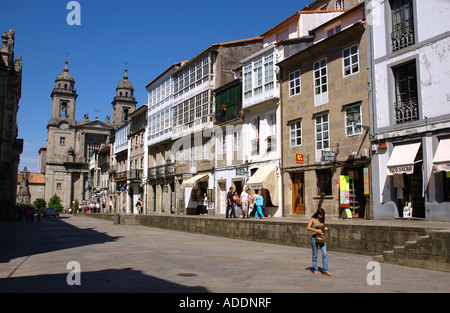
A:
[[366, 0, 450, 220]]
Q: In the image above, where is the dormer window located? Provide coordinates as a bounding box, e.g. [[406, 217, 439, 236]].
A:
[[335, 0, 345, 10]]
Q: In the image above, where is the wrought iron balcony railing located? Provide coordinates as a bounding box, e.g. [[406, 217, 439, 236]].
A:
[[391, 21, 415, 52], [394, 97, 419, 124]]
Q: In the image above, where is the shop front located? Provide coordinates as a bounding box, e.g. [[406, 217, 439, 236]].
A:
[[245, 164, 280, 217], [387, 141, 424, 218], [429, 137, 450, 220], [181, 173, 209, 214]]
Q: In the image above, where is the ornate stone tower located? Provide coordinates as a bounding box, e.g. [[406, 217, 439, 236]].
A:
[[45, 60, 79, 203], [111, 68, 137, 129], [48, 60, 78, 127]]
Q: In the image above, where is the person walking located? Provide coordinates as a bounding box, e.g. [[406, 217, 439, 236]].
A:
[[254, 189, 265, 219], [240, 187, 250, 218], [226, 187, 234, 218], [136, 198, 142, 214], [307, 208, 332, 276], [233, 191, 239, 218]]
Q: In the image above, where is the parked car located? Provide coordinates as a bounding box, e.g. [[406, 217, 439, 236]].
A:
[[43, 207, 59, 217]]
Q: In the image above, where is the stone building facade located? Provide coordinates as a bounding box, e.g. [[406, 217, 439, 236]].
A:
[[44, 61, 114, 208], [0, 29, 23, 219]]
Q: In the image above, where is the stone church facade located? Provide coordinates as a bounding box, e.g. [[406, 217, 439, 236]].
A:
[[44, 61, 134, 208]]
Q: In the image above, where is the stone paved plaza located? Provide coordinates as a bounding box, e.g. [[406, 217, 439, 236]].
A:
[[1, 215, 449, 295]]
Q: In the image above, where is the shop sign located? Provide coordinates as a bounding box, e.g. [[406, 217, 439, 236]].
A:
[[182, 173, 193, 180], [322, 150, 337, 162], [236, 167, 245, 176], [388, 164, 414, 175], [339, 175, 350, 207], [433, 163, 450, 173], [127, 169, 139, 180], [296, 154, 304, 164]]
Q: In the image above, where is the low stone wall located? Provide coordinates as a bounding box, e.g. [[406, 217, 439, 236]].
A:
[[84, 213, 449, 271], [86, 214, 425, 255]]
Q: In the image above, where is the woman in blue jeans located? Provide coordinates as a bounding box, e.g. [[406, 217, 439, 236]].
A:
[[254, 189, 265, 219], [307, 208, 332, 276]]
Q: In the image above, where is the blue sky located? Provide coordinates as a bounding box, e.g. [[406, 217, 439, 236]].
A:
[[2, 0, 309, 172]]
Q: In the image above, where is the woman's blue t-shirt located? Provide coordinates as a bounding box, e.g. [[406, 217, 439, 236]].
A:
[[255, 195, 264, 206]]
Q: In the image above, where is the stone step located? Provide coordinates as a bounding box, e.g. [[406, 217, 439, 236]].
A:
[[372, 255, 384, 263]]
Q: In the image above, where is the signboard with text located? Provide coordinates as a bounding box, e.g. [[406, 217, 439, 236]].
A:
[[322, 150, 337, 162]]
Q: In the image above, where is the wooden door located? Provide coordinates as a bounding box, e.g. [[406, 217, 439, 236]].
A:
[[292, 172, 305, 214]]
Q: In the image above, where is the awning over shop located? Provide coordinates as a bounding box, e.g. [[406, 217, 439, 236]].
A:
[[386, 142, 421, 175], [432, 138, 450, 172], [245, 164, 279, 206], [181, 173, 209, 188]]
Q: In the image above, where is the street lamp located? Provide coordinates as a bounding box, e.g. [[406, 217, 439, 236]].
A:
[[347, 107, 370, 132]]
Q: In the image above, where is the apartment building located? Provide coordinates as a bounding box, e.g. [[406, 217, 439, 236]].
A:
[[146, 62, 185, 214], [171, 38, 264, 214], [366, 0, 450, 220], [279, 3, 370, 218], [239, 8, 347, 217]]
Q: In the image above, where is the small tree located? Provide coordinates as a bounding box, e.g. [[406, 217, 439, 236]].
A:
[[71, 199, 79, 214], [33, 198, 46, 215], [48, 194, 64, 213]]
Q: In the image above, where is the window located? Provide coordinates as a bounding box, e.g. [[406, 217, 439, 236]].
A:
[[391, 0, 414, 51], [56, 183, 62, 189], [179, 145, 185, 164], [202, 137, 209, 160], [290, 120, 302, 147], [244, 64, 252, 99], [190, 140, 196, 168], [233, 129, 241, 152], [264, 54, 274, 90], [173, 54, 210, 99], [289, 70, 301, 96], [393, 61, 418, 123], [345, 104, 362, 136], [267, 112, 276, 152], [173, 91, 211, 128], [218, 130, 226, 155], [335, 0, 345, 10], [327, 25, 341, 37], [313, 58, 328, 106], [253, 59, 263, 95], [315, 113, 329, 157], [342, 44, 359, 76], [251, 117, 260, 155], [316, 169, 332, 196], [243, 51, 276, 100], [60, 137, 65, 145]]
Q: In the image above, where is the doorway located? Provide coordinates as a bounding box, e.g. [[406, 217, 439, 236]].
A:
[[292, 172, 305, 214]]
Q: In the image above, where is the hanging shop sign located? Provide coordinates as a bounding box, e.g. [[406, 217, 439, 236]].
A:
[[322, 150, 337, 162]]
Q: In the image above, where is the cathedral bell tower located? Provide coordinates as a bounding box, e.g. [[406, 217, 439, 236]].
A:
[[112, 68, 137, 129], [48, 60, 78, 127]]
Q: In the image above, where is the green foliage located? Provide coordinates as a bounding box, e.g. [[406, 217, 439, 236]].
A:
[[33, 198, 46, 214], [48, 194, 63, 212], [71, 199, 79, 213]]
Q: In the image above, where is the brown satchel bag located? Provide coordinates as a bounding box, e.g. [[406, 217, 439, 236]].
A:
[[315, 225, 327, 244]]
